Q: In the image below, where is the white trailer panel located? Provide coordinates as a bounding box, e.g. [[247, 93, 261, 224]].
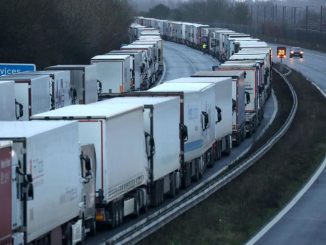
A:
[[149, 82, 215, 162], [0, 81, 16, 120], [108, 50, 143, 90], [192, 70, 246, 142], [0, 121, 81, 243], [168, 77, 233, 141], [46, 64, 98, 104], [91, 55, 131, 93], [95, 96, 180, 181], [0, 75, 51, 120], [220, 61, 260, 113], [31, 104, 148, 203], [20, 70, 72, 109]]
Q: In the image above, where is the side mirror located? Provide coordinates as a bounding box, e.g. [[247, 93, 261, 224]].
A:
[[97, 80, 102, 95], [69, 87, 77, 104], [243, 71, 247, 79], [85, 156, 91, 172], [80, 153, 92, 181], [15, 100, 24, 120], [216, 106, 222, 123], [144, 132, 155, 159], [26, 174, 33, 183], [201, 111, 209, 131], [232, 99, 236, 113], [212, 65, 219, 71], [27, 182, 34, 201], [180, 124, 188, 142], [245, 92, 251, 105]]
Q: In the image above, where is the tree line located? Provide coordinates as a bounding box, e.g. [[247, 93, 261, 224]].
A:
[[141, 0, 251, 25], [0, 0, 134, 69]]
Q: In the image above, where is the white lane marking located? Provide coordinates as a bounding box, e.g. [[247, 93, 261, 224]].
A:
[[157, 60, 166, 85], [246, 155, 326, 245], [307, 78, 326, 98]]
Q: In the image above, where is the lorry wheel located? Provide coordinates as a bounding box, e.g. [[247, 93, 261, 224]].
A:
[[118, 200, 123, 225], [62, 223, 73, 245], [89, 219, 96, 237], [110, 203, 117, 228], [224, 136, 231, 156], [193, 159, 200, 182], [134, 198, 140, 217]]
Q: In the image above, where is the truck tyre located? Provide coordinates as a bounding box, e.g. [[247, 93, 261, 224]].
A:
[[194, 159, 200, 182], [169, 172, 176, 197], [62, 223, 73, 245], [224, 136, 231, 156], [89, 219, 96, 237], [118, 200, 123, 225], [134, 197, 140, 217]]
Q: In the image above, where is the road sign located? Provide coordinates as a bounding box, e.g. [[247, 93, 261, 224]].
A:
[[0, 63, 36, 76], [277, 47, 286, 59]]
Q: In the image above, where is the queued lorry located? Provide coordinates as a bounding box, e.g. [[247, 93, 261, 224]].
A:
[[228, 53, 269, 117], [235, 47, 272, 99], [120, 44, 155, 88], [31, 103, 149, 228], [95, 96, 181, 206], [108, 50, 144, 91], [0, 81, 16, 121], [91, 54, 132, 94], [0, 74, 51, 121], [192, 71, 247, 145], [137, 36, 164, 73], [131, 41, 160, 78], [219, 60, 263, 136], [45, 64, 98, 104], [166, 77, 233, 159], [0, 121, 96, 244], [20, 70, 72, 110], [149, 82, 216, 187]]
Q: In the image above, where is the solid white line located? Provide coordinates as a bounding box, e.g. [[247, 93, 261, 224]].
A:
[[308, 79, 326, 98], [157, 60, 166, 85], [246, 155, 326, 245]]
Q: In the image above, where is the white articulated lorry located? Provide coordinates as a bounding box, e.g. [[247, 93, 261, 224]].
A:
[[108, 50, 144, 91], [0, 121, 96, 244], [31, 104, 148, 227], [236, 47, 272, 100], [0, 81, 16, 120], [228, 53, 268, 120], [166, 77, 233, 160], [149, 82, 216, 187], [192, 70, 247, 146], [120, 44, 155, 86], [220, 61, 263, 136], [20, 70, 72, 109], [133, 39, 164, 74], [91, 55, 132, 94], [0, 74, 51, 120], [95, 96, 181, 206], [46, 64, 98, 104]]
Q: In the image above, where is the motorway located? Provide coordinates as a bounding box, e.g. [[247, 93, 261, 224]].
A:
[[85, 41, 277, 244], [270, 44, 326, 94], [248, 45, 326, 245]]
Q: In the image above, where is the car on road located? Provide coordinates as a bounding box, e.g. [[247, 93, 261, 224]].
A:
[[290, 47, 303, 58]]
